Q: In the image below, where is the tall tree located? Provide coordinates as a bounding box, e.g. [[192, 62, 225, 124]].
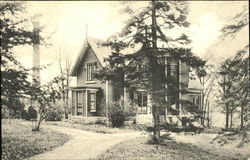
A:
[[218, 45, 249, 129], [1, 2, 45, 115], [96, 0, 206, 141], [57, 47, 72, 119], [196, 64, 218, 127], [219, 4, 249, 130]]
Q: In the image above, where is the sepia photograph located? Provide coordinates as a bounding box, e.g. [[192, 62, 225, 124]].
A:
[[1, 1, 249, 160]]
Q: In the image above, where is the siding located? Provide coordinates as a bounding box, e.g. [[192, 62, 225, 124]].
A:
[[77, 46, 104, 88], [74, 45, 118, 117]]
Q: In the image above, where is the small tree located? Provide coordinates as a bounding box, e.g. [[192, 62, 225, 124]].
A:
[[31, 77, 62, 131], [56, 47, 72, 119]]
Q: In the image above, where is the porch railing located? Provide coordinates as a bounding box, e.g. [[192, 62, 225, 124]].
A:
[[137, 106, 152, 114]]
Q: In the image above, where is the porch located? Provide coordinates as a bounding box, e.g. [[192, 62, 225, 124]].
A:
[[70, 86, 104, 117]]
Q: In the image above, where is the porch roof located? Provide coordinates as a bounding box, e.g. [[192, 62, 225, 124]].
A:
[[69, 85, 101, 90]]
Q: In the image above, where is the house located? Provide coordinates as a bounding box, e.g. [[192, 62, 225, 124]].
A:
[[69, 37, 204, 126]]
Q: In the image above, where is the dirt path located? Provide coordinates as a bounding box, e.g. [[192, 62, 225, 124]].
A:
[[26, 125, 144, 160]]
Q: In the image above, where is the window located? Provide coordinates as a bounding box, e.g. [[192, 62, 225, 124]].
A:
[[190, 94, 200, 106], [86, 63, 96, 81], [170, 63, 178, 79], [76, 91, 83, 115], [134, 92, 147, 107], [88, 92, 96, 112]]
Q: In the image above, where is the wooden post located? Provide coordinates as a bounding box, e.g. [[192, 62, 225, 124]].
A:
[[85, 90, 88, 117], [105, 81, 109, 117]]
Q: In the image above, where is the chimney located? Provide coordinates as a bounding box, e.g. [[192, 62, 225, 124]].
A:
[[32, 20, 40, 85]]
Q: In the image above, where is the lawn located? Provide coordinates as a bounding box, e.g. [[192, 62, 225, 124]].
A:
[[2, 120, 71, 160], [96, 136, 242, 160], [45, 120, 143, 134]]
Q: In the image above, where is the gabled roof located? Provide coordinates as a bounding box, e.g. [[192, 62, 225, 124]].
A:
[[70, 37, 112, 76], [70, 37, 141, 76]]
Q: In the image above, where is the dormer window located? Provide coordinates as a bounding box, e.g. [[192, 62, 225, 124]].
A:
[[86, 62, 96, 81]]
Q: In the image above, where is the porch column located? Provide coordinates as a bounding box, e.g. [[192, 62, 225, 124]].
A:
[[82, 91, 85, 117], [105, 81, 109, 117], [71, 90, 74, 116], [124, 87, 130, 111], [178, 59, 182, 126], [147, 93, 152, 114], [85, 90, 88, 117], [74, 91, 77, 116], [179, 59, 182, 116]]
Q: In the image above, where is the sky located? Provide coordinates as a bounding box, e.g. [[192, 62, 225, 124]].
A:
[[13, 1, 249, 85]]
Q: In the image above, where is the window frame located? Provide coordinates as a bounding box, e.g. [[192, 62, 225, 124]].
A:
[[135, 92, 147, 107], [88, 92, 96, 112], [86, 62, 96, 82], [76, 91, 83, 115]]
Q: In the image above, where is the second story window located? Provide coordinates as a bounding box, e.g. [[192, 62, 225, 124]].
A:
[[86, 62, 96, 81]]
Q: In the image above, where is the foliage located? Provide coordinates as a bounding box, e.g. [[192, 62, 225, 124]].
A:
[[95, 118, 108, 125], [106, 97, 137, 128], [95, 0, 206, 140], [217, 45, 249, 129], [44, 100, 64, 121], [2, 120, 70, 160], [221, 4, 248, 38], [57, 48, 72, 119], [31, 76, 63, 130], [0, 2, 47, 116], [108, 100, 127, 128], [26, 106, 38, 120]]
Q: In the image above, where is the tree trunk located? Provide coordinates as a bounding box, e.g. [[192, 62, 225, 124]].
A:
[[150, 0, 161, 142], [223, 76, 229, 129], [65, 78, 69, 119], [33, 115, 43, 131], [240, 105, 244, 129], [203, 97, 207, 127], [225, 103, 229, 129], [230, 108, 233, 128], [207, 102, 210, 128], [149, 54, 162, 142], [201, 93, 205, 126]]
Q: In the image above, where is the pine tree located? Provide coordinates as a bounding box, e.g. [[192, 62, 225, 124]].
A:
[[95, 0, 206, 141]]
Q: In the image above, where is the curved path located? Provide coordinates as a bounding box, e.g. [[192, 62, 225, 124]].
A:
[[27, 125, 144, 160]]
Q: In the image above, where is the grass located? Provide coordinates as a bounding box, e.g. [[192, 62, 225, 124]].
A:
[[96, 136, 242, 160], [45, 120, 141, 134], [2, 120, 71, 160]]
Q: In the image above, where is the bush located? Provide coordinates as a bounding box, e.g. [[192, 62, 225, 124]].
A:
[[21, 109, 29, 120], [45, 110, 62, 121], [108, 101, 127, 128], [27, 106, 37, 120], [95, 118, 108, 125], [107, 97, 137, 128]]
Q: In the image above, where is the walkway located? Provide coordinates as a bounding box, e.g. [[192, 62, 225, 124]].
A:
[[26, 125, 144, 160]]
